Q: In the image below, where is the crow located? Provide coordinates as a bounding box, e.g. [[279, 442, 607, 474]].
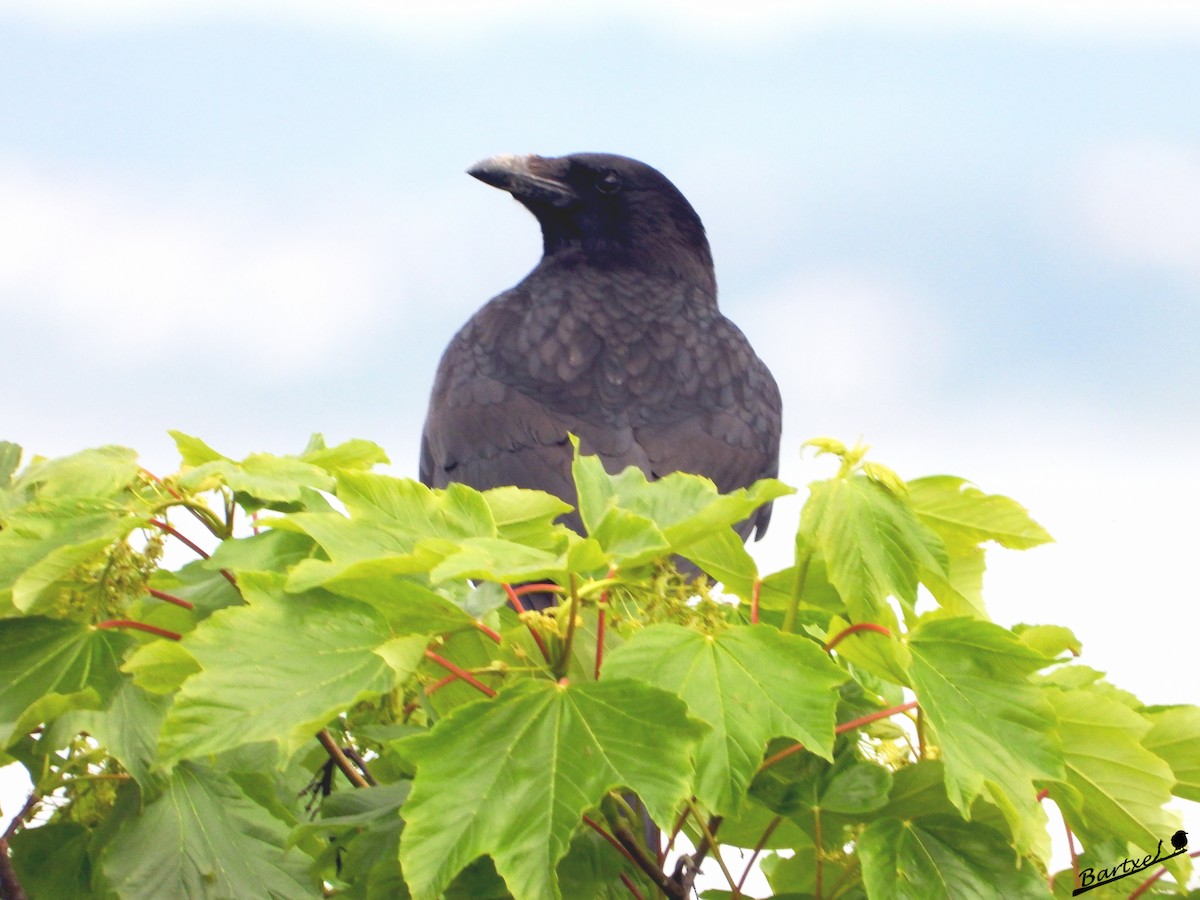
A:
[[420, 152, 782, 603]]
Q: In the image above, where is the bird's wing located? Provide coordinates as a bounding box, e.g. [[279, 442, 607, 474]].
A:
[[421, 284, 781, 537], [628, 316, 782, 538]]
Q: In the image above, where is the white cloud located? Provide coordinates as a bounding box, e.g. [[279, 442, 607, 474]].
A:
[[1073, 138, 1200, 283], [0, 159, 386, 377], [739, 269, 944, 415]]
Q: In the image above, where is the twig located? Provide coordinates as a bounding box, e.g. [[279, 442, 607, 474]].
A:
[[736, 815, 782, 894], [686, 801, 735, 891], [341, 746, 378, 787], [611, 820, 685, 899], [316, 730, 369, 789], [583, 815, 642, 870], [0, 838, 28, 900], [618, 873, 647, 900], [1129, 850, 1200, 899]]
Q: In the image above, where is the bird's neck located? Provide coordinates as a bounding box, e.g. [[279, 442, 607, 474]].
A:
[[539, 239, 717, 299]]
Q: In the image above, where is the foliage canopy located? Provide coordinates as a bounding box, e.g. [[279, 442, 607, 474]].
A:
[[0, 433, 1195, 898]]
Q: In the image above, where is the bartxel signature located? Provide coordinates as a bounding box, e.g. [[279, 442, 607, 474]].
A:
[[1072, 830, 1189, 895]]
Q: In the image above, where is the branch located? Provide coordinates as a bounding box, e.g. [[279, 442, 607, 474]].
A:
[[1129, 850, 1200, 899], [610, 820, 686, 899], [316, 729, 369, 789], [737, 815, 782, 894], [0, 838, 28, 900], [686, 802, 734, 891]]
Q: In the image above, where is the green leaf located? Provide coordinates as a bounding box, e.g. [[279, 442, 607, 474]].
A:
[[907, 475, 1053, 551], [907, 617, 1062, 857], [298, 435, 389, 473], [100, 762, 313, 899], [920, 544, 988, 619], [680, 527, 759, 599], [9, 822, 93, 899], [309, 572, 477, 635], [571, 440, 793, 561], [398, 678, 707, 900], [181, 454, 335, 509], [826, 613, 910, 685], [0, 507, 138, 612], [1046, 688, 1188, 884], [170, 430, 228, 466], [11, 519, 139, 613], [0, 616, 132, 748], [1014, 624, 1083, 659], [11, 445, 140, 501], [801, 474, 947, 622], [604, 623, 847, 814], [0, 440, 22, 486], [337, 471, 495, 538], [159, 573, 425, 765], [820, 754, 894, 814], [68, 678, 172, 790], [1143, 705, 1200, 802], [858, 816, 1049, 899], [482, 485, 574, 546]]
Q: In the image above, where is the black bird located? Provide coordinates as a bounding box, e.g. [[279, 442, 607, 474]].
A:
[[1171, 830, 1187, 851], [420, 153, 782, 601]]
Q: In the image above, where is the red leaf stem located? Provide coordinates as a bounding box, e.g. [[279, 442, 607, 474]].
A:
[[512, 582, 563, 597], [423, 673, 458, 696], [148, 518, 210, 560], [474, 621, 502, 644], [758, 700, 920, 773], [582, 815, 642, 870], [824, 622, 893, 652], [146, 587, 194, 610], [423, 650, 496, 698], [502, 583, 552, 663], [139, 467, 182, 500], [618, 873, 647, 900], [750, 578, 761, 625], [1130, 851, 1200, 899], [96, 620, 182, 640], [503, 583, 527, 613], [835, 700, 919, 734], [737, 815, 782, 892]]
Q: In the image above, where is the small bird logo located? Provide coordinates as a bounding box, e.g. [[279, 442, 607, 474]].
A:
[[1171, 829, 1187, 851]]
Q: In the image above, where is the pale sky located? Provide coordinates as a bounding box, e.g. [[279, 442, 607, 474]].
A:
[[2, 0, 1198, 888]]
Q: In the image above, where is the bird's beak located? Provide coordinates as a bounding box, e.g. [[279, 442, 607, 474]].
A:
[[467, 154, 578, 208]]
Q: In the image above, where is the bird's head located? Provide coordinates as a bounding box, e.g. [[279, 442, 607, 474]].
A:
[[468, 152, 716, 295]]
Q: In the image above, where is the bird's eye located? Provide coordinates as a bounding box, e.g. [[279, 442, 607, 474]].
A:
[[596, 172, 622, 195]]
